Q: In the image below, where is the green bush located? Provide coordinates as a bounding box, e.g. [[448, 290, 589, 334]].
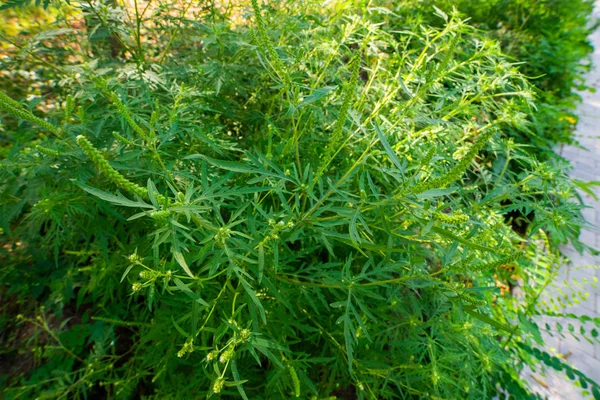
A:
[[0, 1, 598, 399], [402, 0, 598, 150]]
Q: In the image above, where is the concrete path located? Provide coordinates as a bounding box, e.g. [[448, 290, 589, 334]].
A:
[[525, 10, 600, 399]]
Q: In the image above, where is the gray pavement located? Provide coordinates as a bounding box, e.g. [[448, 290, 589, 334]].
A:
[[524, 12, 600, 399]]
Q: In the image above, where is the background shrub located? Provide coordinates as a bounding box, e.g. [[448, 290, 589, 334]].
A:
[[402, 0, 598, 150]]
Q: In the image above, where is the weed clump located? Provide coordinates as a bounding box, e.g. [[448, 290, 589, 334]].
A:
[[0, 1, 597, 399]]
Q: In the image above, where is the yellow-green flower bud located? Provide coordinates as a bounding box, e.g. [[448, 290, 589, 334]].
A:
[[434, 211, 469, 226], [77, 135, 150, 200], [112, 131, 136, 146], [150, 210, 170, 221], [150, 104, 159, 128], [177, 337, 194, 358], [128, 253, 142, 263], [77, 106, 85, 122], [92, 80, 149, 140], [219, 347, 234, 363], [458, 292, 486, 307], [250, 0, 289, 85], [213, 377, 225, 394], [421, 147, 436, 168], [206, 350, 219, 362], [0, 91, 62, 137], [0, 90, 22, 109], [470, 251, 523, 272], [65, 94, 75, 120], [106, 91, 148, 140], [139, 270, 155, 280], [411, 129, 495, 194], [451, 253, 475, 270], [289, 364, 300, 397], [36, 145, 60, 157], [239, 328, 251, 342]]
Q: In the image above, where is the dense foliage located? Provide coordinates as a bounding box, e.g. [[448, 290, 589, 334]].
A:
[[0, 1, 598, 399], [404, 0, 598, 150]]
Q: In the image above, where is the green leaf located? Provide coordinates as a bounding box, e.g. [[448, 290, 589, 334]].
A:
[[172, 248, 195, 278], [148, 285, 155, 311], [374, 120, 404, 173], [186, 155, 255, 173], [342, 290, 355, 373], [120, 264, 134, 283], [343, 312, 354, 373], [236, 269, 266, 323], [171, 316, 190, 338], [186, 154, 295, 183], [230, 359, 249, 400], [147, 179, 161, 207], [572, 179, 600, 201], [416, 187, 458, 199], [518, 314, 543, 345], [297, 86, 337, 108], [0, 0, 34, 10], [258, 244, 265, 284], [173, 278, 209, 307], [75, 181, 153, 209], [252, 337, 289, 352], [254, 343, 284, 368], [431, 226, 498, 253], [432, 5, 448, 21], [463, 307, 518, 335]]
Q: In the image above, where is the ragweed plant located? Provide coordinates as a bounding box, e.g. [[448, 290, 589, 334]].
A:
[[0, 1, 597, 399]]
